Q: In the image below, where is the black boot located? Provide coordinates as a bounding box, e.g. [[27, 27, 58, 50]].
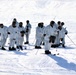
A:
[[45, 50, 51, 54], [19, 45, 23, 50], [1, 47, 6, 50], [17, 46, 19, 49], [35, 46, 38, 49], [35, 46, 41, 49], [9, 47, 13, 51], [42, 42, 45, 45], [51, 44, 59, 48], [24, 41, 29, 44], [62, 44, 65, 48], [38, 46, 41, 49], [12, 47, 16, 50]]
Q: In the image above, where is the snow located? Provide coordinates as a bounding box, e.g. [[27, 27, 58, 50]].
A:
[[0, 0, 76, 75]]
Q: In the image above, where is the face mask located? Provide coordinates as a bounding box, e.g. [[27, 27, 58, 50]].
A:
[[19, 25, 22, 27]]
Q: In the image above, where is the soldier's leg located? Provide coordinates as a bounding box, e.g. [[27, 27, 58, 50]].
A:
[[45, 40, 51, 54], [25, 34, 29, 44]]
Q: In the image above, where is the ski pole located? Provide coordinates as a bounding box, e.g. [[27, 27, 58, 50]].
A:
[[32, 39, 35, 45], [53, 16, 56, 20], [35, 49, 39, 55], [67, 35, 76, 46]]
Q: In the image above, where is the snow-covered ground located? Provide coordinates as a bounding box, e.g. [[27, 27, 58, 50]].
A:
[[0, 0, 76, 75]]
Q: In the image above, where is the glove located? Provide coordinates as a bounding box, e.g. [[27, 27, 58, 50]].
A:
[[65, 32, 67, 35], [49, 36, 52, 43], [61, 38, 63, 41], [58, 26, 62, 30], [8, 32, 10, 34], [43, 34, 46, 36], [49, 36, 56, 43], [0, 33, 1, 36], [20, 31, 25, 37], [57, 31, 59, 34], [13, 38, 15, 40]]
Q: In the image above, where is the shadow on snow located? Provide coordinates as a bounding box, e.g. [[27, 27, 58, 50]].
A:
[[13, 51, 27, 56], [48, 55, 76, 72]]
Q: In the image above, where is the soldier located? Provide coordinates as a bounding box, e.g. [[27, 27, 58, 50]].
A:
[[0, 24, 7, 50], [8, 21, 19, 50], [58, 22, 68, 47], [40, 22, 45, 45], [17, 22, 25, 50], [52, 21, 61, 47], [44, 21, 58, 54], [35, 22, 45, 49], [2, 24, 8, 49], [24, 20, 32, 44]]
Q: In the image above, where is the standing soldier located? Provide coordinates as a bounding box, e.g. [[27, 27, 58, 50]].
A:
[[44, 21, 58, 54], [8, 21, 19, 50], [24, 20, 32, 44], [2, 24, 8, 49], [52, 21, 61, 47], [17, 22, 25, 50], [0, 24, 7, 50], [58, 22, 68, 47], [40, 22, 45, 45], [35, 22, 45, 49]]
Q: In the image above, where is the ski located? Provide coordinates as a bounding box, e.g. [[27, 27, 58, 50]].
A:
[[41, 53, 59, 56]]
